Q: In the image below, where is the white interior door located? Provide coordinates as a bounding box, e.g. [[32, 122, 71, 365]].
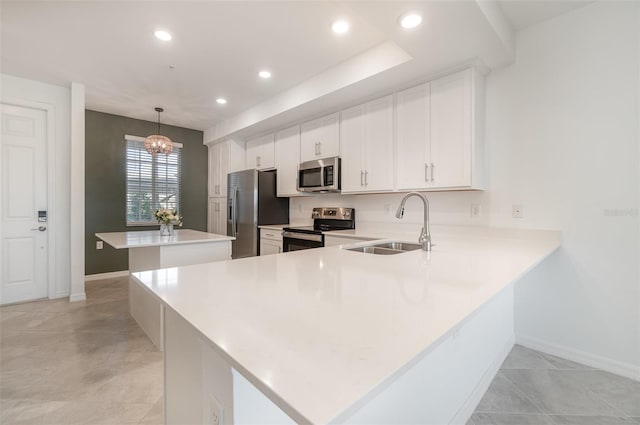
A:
[[1, 104, 48, 305]]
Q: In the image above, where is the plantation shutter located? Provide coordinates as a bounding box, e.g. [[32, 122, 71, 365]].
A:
[[125, 135, 182, 225]]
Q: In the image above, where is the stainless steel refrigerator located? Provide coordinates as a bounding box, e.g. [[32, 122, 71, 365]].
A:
[[227, 169, 289, 259]]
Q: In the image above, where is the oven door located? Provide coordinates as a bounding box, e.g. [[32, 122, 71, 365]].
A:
[[282, 231, 324, 252]]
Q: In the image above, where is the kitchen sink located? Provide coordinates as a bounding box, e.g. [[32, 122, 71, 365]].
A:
[[344, 241, 422, 255]]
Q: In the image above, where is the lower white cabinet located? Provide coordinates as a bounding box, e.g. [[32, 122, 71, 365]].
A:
[[260, 228, 283, 255], [208, 197, 227, 235]]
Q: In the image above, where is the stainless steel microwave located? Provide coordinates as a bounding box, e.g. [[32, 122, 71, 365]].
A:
[[297, 157, 341, 193]]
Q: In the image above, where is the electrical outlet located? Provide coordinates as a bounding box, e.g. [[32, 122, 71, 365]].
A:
[[208, 395, 223, 425], [512, 204, 524, 219], [96, 241, 103, 250], [470, 204, 481, 217]]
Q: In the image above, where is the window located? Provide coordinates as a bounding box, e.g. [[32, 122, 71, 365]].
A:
[[125, 135, 182, 225]]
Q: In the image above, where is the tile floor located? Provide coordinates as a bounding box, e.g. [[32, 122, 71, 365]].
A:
[[468, 346, 640, 425], [0, 277, 162, 425], [1, 277, 638, 425]]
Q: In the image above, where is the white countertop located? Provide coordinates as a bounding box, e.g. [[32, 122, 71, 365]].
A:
[[96, 229, 234, 249], [258, 224, 289, 231], [132, 225, 560, 424], [258, 223, 310, 231]]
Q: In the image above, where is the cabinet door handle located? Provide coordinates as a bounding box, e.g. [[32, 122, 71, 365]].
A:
[[431, 163, 435, 181], [278, 246, 282, 253], [424, 163, 429, 182], [365, 170, 368, 186], [360, 170, 364, 186], [256, 156, 261, 167]]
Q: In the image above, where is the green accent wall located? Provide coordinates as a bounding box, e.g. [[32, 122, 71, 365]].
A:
[[85, 110, 206, 275]]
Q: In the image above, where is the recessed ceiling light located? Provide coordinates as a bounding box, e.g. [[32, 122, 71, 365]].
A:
[[399, 11, 423, 29], [259, 70, 272, 79], [154, 30, 172, 41], [216, 98, 227, 105], [332, 20, 350, 34]]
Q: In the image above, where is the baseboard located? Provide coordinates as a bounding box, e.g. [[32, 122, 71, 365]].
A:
[[69, 292, 86, 302], [450, 336, 515, 424], [516, 334, 640, 382], [84, 270, 129, 281]]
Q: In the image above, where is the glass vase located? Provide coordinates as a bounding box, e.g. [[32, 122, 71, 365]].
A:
[[159, 222, 174, 236]]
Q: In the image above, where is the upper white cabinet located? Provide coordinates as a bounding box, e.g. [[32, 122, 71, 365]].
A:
[[396, 68, 484, 190], [396, 83, 431, 190], [246, 133, 275, 170], [208, 139, 247, 198], [274, 125, 302, 197], [208, 141, 228, 197], [300, 112, 339, 162], [340, 95, 394, 193]]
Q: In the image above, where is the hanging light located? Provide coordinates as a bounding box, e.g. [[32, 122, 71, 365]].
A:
[[144, 107, 173, 155]]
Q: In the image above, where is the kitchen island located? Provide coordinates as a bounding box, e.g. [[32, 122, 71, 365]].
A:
[[132, 225, 560, 424], [96, 229, 234, 349]]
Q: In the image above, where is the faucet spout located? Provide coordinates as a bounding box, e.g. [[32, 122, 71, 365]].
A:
[[395, 192, 432, 251]]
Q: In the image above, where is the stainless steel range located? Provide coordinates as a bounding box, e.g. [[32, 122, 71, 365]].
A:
[[282, 207, 355, 252]]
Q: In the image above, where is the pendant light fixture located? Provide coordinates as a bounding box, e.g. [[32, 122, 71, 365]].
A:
[[144, 107, 173, 155]]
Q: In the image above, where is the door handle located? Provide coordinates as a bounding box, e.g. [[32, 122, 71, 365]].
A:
[[364, 170, 368, 186], [233, 187, 239, 236], [31, 226, 47, 232], [424, 163, 429, 182], [431, 163, 435, 181], [360, 170, 364, 186]]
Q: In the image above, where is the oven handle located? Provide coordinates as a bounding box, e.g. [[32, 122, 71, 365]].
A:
[[281, 231, 323, 243]]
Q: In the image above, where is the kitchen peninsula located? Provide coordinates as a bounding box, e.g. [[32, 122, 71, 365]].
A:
[[132, 225, 560, 424], [96, 229, 234, 349]]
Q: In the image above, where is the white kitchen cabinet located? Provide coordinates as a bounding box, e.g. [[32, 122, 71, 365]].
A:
[[396, 68, 484, 190], [246, 133, 275, 170], [259, 228, 283, 255], [300, 112, 339, 162], [208, 197, 227, 236], [340, 95, 394, 193], [208, 139, 245, 198], [275, 125, 302, 197]]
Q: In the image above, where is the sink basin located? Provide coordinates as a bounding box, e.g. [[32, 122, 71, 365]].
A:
[[368, 242, 422, 251], [344, 241, 422, 255]]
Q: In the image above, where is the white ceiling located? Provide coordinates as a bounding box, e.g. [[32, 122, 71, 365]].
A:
[[497, 0, 593, 31], [1, 1, 591, 133]]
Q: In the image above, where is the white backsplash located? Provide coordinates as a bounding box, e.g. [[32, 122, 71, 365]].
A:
[[289, 190, 491, 228]]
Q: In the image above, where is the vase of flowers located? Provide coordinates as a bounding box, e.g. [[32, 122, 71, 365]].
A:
[[154, 208, 183, 236]]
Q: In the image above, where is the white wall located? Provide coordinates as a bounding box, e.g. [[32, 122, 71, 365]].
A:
[[489, 1, 639, 378], [290, 1, 640, 378], [70, 83, 86, 301], [1, 74, 72, 299]]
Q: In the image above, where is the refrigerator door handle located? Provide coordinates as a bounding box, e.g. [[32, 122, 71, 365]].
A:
[[234, 186, 239, 236]]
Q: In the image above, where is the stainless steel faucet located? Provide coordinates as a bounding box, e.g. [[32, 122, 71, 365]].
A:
[[395, 192, 432, 251]]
